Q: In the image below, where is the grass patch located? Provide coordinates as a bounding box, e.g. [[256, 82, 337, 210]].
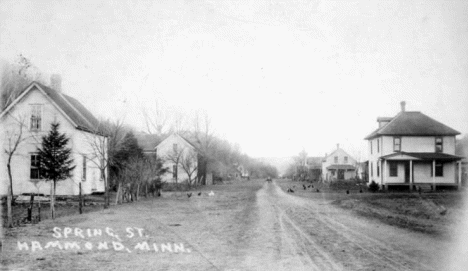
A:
[[333, 192, 466, 235]]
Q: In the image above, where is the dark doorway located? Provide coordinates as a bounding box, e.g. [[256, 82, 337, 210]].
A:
[[404, 161, 411, 183], [338, 169, 345, 180]]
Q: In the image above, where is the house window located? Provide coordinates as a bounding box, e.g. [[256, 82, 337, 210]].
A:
[[344, 156, 348, 164], [431, 162, 443, 177], [334, 156, 338, 163], [30, 104, 42, 131], [435, 137, 443, 153], [172, 164, 178, 179], [377, 162, 380, 177], [30, 154, 42, 179], [371, 162, 373, 177], [82, 155, 87, 181], [173, 143, 178, 153], [389, 162, 398, 177], [370, 141, 373, 154], [393, 137, 401, 152], [377, 139, 380, 153]]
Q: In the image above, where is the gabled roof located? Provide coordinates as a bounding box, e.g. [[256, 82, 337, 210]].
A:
[[0, 81, 102, 135], [135, 133, 162, 152], [324, 147, 355, 161], [155, 132, 198, 152], [365, 111, 460, 140]]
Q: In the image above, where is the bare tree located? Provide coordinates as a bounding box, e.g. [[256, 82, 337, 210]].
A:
[[179, 149, 198, 187], [190, 111, 215, 185], [1, 55, 45, 109], [293, 148, 308, 181], [141, 99, 168, 136], [2, 115, 31, 227], [165, 146, 185, 184], [85, 119, 126, 209]]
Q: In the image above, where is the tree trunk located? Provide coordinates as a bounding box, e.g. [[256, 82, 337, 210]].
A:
[[136, 183, 140, 201], [115, 182, 121, 205], [79, 183, 83, 214], [102, 169, 109, 209], [145, 183, 148, 198], [7, 185, 13, 228], [50, 181, 56, 219], [7, 163, 14, 203]]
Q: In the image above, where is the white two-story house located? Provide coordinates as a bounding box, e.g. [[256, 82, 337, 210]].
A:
[[0, 80, 106, 196], [155, 133, 199, 184], [365, 101, 463, 190], [322, 144, 357, 181]]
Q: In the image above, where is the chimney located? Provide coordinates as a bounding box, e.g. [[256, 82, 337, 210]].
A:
[[400, 101, 406, 112], [50, 74, 62, 93]]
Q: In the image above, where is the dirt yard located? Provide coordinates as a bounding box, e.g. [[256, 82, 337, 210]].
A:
[[1, 179, 466, 270]]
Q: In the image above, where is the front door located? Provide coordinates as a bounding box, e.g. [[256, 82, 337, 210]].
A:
[[404, 161, 410, 183], [338, 169, 345, 180]]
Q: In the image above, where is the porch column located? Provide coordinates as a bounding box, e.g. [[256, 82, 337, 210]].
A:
[[409, 160, 413, 191], [380, 160, 383, 185], [458, 161, 462, 190], [432, 160, 436, 191], [384, 160, 388, 186]]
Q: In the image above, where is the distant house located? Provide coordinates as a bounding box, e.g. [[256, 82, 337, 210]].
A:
[[322, 144, 357, 181], [0, 80, 106, 196], [233, 163, 249, 179], [155, 133, 198, 184], [365, 101, 463, 190], [306, 157, 322, 181]]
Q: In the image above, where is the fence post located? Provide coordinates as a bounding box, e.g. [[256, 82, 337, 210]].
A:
[[27, 193, 35, 222]]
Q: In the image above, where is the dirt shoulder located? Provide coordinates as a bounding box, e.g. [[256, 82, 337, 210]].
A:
[[277, 179, 467, 236], [1, 181, 264, 271]]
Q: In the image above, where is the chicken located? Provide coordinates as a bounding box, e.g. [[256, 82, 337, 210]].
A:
[[208, 191, 215, 196], [346, 190, 349, 194], [187, 192, 192, 198], [198, 192, 202, 196], [316, 188, 320, 192], [303, 185, 307, 190]]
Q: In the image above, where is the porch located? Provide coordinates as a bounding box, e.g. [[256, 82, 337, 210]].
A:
[[326, 164, 356, 181], [378, 152, 463, 191]]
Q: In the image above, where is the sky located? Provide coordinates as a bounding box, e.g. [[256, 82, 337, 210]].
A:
[[1, 0, 467, 160]]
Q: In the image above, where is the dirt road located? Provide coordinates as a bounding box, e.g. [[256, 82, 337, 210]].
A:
[[2, 180, 455, 270], [243, 181, 451, 271]]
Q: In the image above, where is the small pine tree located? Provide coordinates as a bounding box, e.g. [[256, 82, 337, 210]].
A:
[[368, 180, 379, 193], [37, 122, 75, 219]]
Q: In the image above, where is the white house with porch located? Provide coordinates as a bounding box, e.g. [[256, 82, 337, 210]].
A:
[[365, 101, 463, 190], [0, 80, 106, 196], [322, 144, 357, 181]]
